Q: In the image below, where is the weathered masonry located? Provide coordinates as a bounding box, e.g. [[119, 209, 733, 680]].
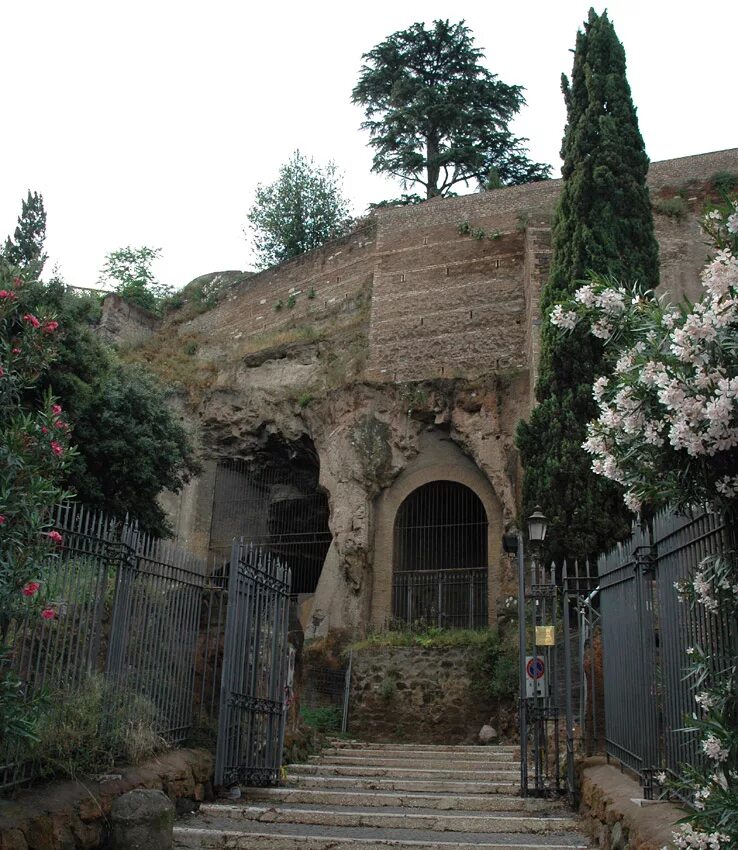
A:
[[137, 148, 737, 637]]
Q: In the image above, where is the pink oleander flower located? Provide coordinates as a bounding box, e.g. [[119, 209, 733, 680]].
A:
[[42, 320, 59, 334], [40, 608, 55, 621], [45, 530, 63, 545], [0, 289, 16, 300], [51, 404, 62, 415], [0, 514, 6, 525], [22, 581, 41, 597], [50, 441, 63, 456], [23, 313, 41, 329]]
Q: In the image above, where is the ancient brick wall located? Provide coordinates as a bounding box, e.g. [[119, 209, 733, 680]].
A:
[[181, 220, 377, 361], [165, 148, 736, 380], [366, 148, 738, 384]]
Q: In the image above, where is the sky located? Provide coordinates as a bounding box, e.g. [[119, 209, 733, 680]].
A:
[[1, 0, 735, 290]]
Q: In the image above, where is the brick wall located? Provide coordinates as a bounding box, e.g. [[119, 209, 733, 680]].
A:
[[170, 148, 737, 379]]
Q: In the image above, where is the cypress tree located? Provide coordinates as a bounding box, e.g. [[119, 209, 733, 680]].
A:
[[516, 8, 660, 561], [3, 191, 47, 277]]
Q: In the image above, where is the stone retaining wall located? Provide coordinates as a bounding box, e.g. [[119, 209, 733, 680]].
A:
[[348, 645, 513, 744], [0, 748, 213, 850], [579, 757, 683, 850]]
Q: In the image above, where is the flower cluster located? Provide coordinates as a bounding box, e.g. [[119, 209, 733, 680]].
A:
[[549, 197, 738, 846], [668, 824, 730, 850], [0, 262, 75, 628], [549, 197, 738, 516]]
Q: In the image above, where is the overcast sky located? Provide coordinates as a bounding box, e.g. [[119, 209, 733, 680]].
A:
[[1, 1, 735, 290]]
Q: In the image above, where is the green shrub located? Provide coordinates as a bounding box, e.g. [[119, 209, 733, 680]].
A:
[[712, 171, 738, 194], [468, 631, 519, 702], [299, 705, 342, 731], [652, 195, 689, 221]]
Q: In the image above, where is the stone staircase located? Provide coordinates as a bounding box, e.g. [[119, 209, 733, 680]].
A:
[[174, 740, 591, 849]]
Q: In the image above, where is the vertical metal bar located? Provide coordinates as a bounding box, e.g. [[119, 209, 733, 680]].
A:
[[517, 532, 528, 797], [563, 560, 575, 804], [341, 650, 353, 734]]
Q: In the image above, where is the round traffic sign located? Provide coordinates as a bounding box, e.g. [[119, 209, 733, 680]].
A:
[[526, 656, 545, 680]]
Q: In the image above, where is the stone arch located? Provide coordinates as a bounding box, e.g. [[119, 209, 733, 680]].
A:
[[371, 434, 503, 629]]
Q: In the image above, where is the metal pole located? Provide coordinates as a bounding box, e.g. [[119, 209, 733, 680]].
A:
[[517, 532, 528, 797], [563, 560, 576, 804], [341, 650, 353, 734]]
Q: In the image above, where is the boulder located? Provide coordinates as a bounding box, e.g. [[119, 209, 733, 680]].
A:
[[479, 724, 498, 744], [110, 789, 174, 850]]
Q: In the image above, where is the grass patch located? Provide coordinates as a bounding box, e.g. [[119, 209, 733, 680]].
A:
[[348, 627, 494, 652], [31, 675, 167, 780], [122, 329, 217, 405]]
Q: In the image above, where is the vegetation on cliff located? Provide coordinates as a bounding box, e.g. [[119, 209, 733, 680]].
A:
[[516, 8, 660, 560], [352, 19, 550, 199]]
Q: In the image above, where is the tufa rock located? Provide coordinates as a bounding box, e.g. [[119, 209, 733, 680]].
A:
[[479, 724, 498, 744], [110, 788, 174, 850]]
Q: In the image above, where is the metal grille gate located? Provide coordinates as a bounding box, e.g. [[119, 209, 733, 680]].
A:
[[214, 540, 292, 787]]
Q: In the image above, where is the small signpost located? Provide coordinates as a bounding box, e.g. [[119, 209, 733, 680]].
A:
[[525, 655, 546, 698]]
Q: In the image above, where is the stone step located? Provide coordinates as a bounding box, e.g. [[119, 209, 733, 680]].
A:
[[174, 822, 589, 849], [329, 741, 519, 755], [284, 774, 519, 795], [309, 755, 520, 771], [244, 787, 562, 813], [288, 764, 519, 781], [320, 748, 517, 762], [197, 804, 581, 834]]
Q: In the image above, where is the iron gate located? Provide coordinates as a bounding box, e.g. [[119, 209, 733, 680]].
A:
[[214, 540, 292, 787]]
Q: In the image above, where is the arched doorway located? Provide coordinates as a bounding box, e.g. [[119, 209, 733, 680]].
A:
[[392, 480, 488, 628]]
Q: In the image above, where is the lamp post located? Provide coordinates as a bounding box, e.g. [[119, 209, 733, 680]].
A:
[[527, 508, 548, 795], [504, 507, 548, 798]]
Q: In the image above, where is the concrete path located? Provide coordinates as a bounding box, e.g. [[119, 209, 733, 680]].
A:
[[174, 740, 592, 849]]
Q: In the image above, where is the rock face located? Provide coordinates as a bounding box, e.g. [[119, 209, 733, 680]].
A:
[[117, 150, 737, 638]]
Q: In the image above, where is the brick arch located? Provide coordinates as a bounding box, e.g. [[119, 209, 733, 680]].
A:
[[371, 461, 503, 629]]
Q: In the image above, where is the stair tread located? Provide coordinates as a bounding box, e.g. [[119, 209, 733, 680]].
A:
[[177, 816, 589, 845], [206, 802, 575, 820]]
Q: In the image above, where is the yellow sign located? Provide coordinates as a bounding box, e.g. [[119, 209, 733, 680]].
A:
[[535, 626, 555, 646]]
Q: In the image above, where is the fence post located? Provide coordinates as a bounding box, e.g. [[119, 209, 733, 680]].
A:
[[562, 560, 576, 804], [634, 542, 659, 799]]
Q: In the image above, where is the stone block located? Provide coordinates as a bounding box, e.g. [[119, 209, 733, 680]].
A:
[[110, 789, 175, 850]]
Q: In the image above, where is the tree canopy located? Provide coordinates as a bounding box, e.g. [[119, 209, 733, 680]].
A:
[[246, 151, 352, 270], [352, 19, 551, 199], [0, 197, 199, 536], [516, 8, 660, 561], [27, 277, 199, 535], [98, 245, 172, 313]]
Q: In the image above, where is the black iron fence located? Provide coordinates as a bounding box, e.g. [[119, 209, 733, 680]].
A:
[[392, 567, 488, 629], [0, 504, 206, 794], [598, 509, 737, 796]]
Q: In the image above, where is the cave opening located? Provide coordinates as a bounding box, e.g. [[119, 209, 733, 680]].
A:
[[209, 434, 332, 594], [392, 480, 488, 628]]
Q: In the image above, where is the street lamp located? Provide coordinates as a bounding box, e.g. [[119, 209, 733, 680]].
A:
[[527, 507, 548, 544]]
